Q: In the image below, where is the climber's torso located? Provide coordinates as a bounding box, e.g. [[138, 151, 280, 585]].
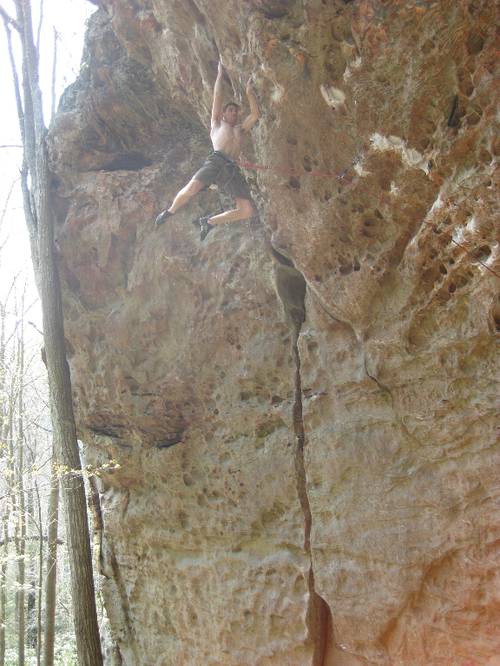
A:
[[210, 121, 242, 160]]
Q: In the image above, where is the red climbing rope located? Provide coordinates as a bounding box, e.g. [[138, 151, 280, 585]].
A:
[[238, 159, 352, 182], [238, 160, 498, 279]]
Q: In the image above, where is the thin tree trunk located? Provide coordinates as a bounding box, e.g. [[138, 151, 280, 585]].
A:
[[37, 103, 103, 666], [27, 559, 37, 649], [0, 301, 7, 666], [25, 482, 38, 651], [16, 326, 26, 666], [35, 481, 43, 666], [0, 514, 8, 666], [42, 272, 103, 666], [1, 308, 19, 666], [4, 372, 17, 665], [3, 2, 104, 663], [43, 462, 59, 666], [0, 301, 6, 449], [24, 433, 39, 655]]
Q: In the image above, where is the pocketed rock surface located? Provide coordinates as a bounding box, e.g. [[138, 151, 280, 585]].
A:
[[48, 1, 499, 664]]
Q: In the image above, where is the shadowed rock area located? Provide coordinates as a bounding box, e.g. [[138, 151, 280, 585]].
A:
[[48, 1, 499, 664]]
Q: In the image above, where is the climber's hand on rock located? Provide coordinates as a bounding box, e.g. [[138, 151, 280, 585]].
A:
[[243, 75, 259, 130]]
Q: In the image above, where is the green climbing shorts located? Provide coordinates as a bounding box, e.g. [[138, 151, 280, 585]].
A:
[[193, 151, 252, 201]]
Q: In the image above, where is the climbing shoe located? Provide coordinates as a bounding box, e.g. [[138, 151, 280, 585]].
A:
[[154, 209, 172, 226], [198, 216, 214, 241]]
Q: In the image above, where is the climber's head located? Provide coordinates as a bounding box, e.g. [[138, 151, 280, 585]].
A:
[[222, 102, 240, 126]]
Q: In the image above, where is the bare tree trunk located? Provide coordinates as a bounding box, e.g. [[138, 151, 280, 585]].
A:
[[27, 560, 37, 649], [2, 2, 103, 663], [16, 327, 26, 666], [0, 514, 7, 666], [43, 462, 59, 666], [25, 435, 39, 655], [0, 301, 6, 666], [3, 363, 17, 665], [26, 482, 38, 651], [37, 115, 103, 665], [0, 301, 5, 450], [35, 481, 43, 666]]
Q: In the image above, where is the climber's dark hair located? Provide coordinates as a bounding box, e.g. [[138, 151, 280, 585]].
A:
[[223, 102, 240, 112]]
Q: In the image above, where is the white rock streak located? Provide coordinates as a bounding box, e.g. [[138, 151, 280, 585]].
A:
[[320, 84, 346, 109], [370, 133, 430, 174]]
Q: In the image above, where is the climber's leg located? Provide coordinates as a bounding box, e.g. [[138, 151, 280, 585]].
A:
[[197, 198, 254, 241], [209, 198, 254, 225], [168, 178, 206, 214], [155, 178, 206, 225], [196, 158, 254, 238]]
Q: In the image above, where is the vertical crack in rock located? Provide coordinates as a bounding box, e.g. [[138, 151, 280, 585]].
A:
[[272, 248, 332, 665], [107, 542, 140, 666], [88, 477, 138, 664], [292, 328, 333, 666]]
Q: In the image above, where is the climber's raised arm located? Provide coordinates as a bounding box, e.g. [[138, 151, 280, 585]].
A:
[[154, 60, 257, 237], [211, 60, 224, 128], [241, 77, 260, 132]]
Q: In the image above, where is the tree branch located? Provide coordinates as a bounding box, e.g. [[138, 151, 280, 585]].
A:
[[2, 9, 38, 261], [51, 26, 57, 119], [2, 15, 25, 144], [35, 0, 43, 54], [0, 5, 20, 31], [0, 177, 19, 228]]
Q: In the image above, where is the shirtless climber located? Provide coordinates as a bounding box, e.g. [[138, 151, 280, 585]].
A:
[[154, 60, 260, 240]]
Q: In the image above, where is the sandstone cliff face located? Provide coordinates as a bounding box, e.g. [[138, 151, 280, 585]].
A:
[[49, 1, 499, 664]]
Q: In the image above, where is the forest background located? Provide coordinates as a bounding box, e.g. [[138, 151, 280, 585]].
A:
[[1, 1, 99, 664]]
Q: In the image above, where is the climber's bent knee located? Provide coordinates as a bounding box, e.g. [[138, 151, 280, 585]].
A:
[[236, 198, 254, 219]]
